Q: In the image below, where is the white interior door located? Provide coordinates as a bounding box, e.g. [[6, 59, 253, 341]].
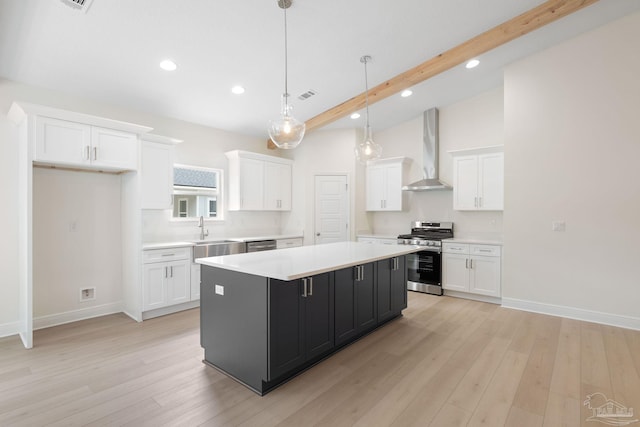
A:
[[314, 175, 349, 245]]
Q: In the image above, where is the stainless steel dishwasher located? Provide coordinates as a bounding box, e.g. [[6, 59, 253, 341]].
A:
[[246, 240, 277, 252]]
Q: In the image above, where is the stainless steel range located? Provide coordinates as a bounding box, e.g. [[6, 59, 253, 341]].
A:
[[397, 221, 454, 295]]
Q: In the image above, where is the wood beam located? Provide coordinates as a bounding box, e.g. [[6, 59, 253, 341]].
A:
[[304, 0, 599, 132]]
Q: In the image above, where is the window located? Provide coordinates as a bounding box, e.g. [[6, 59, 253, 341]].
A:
[[171, 165, 223, 220]]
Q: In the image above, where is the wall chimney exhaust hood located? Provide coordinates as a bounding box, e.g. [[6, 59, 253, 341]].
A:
[[402, 108, 451, 191]]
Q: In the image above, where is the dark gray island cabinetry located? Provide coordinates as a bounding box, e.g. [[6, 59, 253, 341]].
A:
[[197, 242, 421, 395]]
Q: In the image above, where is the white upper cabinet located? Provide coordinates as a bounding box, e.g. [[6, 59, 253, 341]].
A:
[[141, 135, 181, 210], [90, 126, 138, 170], [35, 116, 139, 171], [451, 146, 503, 211], [264, 161, 292, 210], [35, 117, 91, 166], [27, 104, 153, 172], [226, 150, 292, 211], [365, 157, 409, 211]]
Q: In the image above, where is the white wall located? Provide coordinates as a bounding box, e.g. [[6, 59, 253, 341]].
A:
[[0, 116, 20, 334], [367, 87, 505, 237], [0, 78, 287, 335], [284, 128, 359, 245], [503, 11, 640, 327], [32, 168, 122, 321]]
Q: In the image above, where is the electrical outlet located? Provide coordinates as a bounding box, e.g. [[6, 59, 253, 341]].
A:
[[80, 287, 96, 301], [552, 221, 566, 232], [215, 285, 224, 296]]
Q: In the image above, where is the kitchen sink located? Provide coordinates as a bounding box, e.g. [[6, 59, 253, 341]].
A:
[[193, 240, 246, 260]]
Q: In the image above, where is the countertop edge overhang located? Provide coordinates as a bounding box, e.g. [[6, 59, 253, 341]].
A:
[[196, 241, 423, 281]]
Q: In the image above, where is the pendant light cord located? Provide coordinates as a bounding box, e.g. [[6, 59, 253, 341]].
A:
[[363, 56, 371, 129], [283, 5, 289, 107]]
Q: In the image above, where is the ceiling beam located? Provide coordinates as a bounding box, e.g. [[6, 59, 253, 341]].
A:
[[303, 0, 599, 133]]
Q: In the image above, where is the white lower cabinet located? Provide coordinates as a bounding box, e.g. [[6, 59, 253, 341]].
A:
[[442, 243, 501, 298], [357, 236, 398, 245], [143, 247, 191, 311], [276, 237, 303, 249]]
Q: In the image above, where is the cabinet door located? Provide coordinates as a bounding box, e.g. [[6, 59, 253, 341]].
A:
[[91, 126, 138, 170], [376, 258, 393, 322], [35, 116, 91, 166], [356, 263, 376, 334], [143, 263, 167, 311], [390, 255, 407, 312], [366, 166, 386, 211], [238, 158, 264, 210], [442, 253, 470, 292], [269, 279, 305, 379], [264, 162, 292, 211], [469, 256, 501, 297], [141, 142, 174, 209], [167, 260, 190, 306], [453, 155, 479, 211], [383, 164, 403, 211], [304, 274, 334, 360], [478, 152, 504, 211], [334, 267, 357, 346]]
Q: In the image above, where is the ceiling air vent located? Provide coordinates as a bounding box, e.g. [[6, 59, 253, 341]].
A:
[[60, 0, 94, 13], [297, 90, 317, 101]]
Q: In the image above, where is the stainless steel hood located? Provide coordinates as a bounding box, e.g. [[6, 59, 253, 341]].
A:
[[402, 108, 452, 191]]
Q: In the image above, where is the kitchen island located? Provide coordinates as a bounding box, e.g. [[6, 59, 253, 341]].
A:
[[196, 241, 421, 395]]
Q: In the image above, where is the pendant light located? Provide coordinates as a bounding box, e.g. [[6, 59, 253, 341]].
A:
[[354, 55, 382, 163], [268, 0, 305, 149]]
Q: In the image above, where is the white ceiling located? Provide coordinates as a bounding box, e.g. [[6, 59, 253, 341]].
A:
[[1, 0, 639, 138]]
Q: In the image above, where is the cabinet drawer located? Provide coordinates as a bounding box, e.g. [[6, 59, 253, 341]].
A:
[[276, 238, 303, 249], [143, 247, 191, 263], [442, 243, 469, 254], [470, 245, 501, 257]]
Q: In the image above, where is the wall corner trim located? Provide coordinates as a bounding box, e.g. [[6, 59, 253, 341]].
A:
[[501, 297, 640, 331]]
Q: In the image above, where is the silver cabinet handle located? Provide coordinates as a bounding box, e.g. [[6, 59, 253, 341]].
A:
[[85, 146, 90, 160], [161, 253, 175, 257], [164, 267, 168, 278], [93, 146, 97, 161], [478, 197, 483, 208], [465, 259, 469, 269], [469, 259, 473, 269], [308, 277, 313, 296], [474, 197, 478, 208], [302, 278, 308, 297], [170, 266, 173, 277]]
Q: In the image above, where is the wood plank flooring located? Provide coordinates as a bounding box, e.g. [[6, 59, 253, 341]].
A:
[[1, 293, 639, 426]]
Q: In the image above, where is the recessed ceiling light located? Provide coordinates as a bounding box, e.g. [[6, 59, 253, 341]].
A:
[[159, 59, 177, 71], [401, 89, 413, 98], [465, 59, 480, 69], [231, 85, 245, 95], [350, 113, 361, 119]]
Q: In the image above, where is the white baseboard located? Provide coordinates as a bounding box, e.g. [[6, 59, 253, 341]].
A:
[[501, 297, 640, 331], [0, 321, 21, 339], [444, 290, 501, 305], [33, 302, 123, 330], [142, 300, 200, 320]]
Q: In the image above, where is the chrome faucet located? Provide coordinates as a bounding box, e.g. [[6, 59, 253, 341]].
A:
[[198, 216, 209, 240]]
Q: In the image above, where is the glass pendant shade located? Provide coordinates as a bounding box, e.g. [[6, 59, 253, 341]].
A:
[[355, 55, 382, 163], [269, 94, 305, 149], [354, 124, 382, 162]]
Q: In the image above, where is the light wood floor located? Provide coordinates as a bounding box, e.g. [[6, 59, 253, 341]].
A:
[[1, 293, 639, 427]]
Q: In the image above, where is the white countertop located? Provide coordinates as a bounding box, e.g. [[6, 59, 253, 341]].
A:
[[196, 241, 422, 281], [143, 234, 303, 250]]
